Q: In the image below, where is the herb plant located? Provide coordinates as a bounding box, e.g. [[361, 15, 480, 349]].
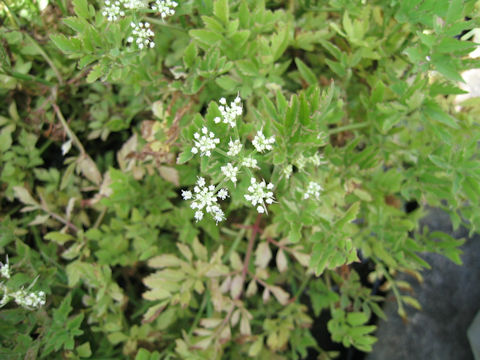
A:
[[1, 0, 480, 358]]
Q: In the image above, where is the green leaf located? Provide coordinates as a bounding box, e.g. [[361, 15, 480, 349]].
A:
[[189, 29, 223, 47], [335, 202, 360, 229], [216, 75, 238, 91], [13, 186, 38, 206], [86, 64, 104, 83], [77, 342, 92, 358], [213, 0, 229, 25], [347, 312, 368, 326], [176, 149, 194, 165], [73, 0, 90, 19], [295, 58, 317, 85], [431, 55, 464, 83], [50, 34, 82, 53], [183, 42, 197, 69], [423, 100, 459, 128], [44, 232, 75, 245], [446, 0, 463, 24]]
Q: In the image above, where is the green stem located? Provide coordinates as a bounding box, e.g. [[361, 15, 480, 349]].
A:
[[188, 291, 209, 336], [52, 103, 86, 156], [145, 17, 187, 32], [1, 67, 55, 86], [293, 275, 311, 302], [24, 33, 63, 84], [327, 122, 369, 135], [223, 214, 251, 262]]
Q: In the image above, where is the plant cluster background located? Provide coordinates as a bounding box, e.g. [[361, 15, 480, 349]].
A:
[[1, 0, 480, 359]]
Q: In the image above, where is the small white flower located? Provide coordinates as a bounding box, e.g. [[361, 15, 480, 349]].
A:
[[183, 177, 228, 223], [151, 0, 177, 18], [221, 163, 238, 184], [217, 96, 242, 127], [252, 130, 275, 152], [181, 190, 192, 200], [242, 157, 258, 169], [194, 210, 203, 221], [61, 139, 72, 156], [127, 22, 155, 49], [227, 139, 242, 157], [283, 164, 293, 179], [191, 126, 220, 157], [304, 181, 323, 200], [0, 256, 10, 279], [102, 0, 125, 21], [244, 178, 275, 214], [217, 189, 229, 200], [295, 154, 307, 170], [309, 153, 326, 167]]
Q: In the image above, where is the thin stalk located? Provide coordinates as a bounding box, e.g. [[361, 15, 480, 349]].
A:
[[327, 122, 369, 135], [145, 17, 187, 32], [52, 103, 86, 156], [1, 67, 55, 86], [24, 33, 64, 84], [188, 291, 209, 336], [43, 207, 79, 233]]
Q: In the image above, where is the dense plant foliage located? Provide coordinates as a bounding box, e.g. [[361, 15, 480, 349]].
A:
[[1, 0, 480, 358]]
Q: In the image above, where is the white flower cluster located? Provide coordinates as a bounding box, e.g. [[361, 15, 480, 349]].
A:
[[214, 97, 242, 127], [245, 178, 275, 213], [252, 130, 275, 153], [127, 22, 155, 49], [304, 181, 323, 200], [242, 157, 258, 169], [103, 0, 176, 20], [191, 126, 220, 157], [182, 177, 228, 223], [221, 163, 238, 184], [0, 257, 10, 279], [12, 289, 46, 309], [123, 0, 147, 9], [152, 0, 178, 18], [102, 0, 125, 21], [0, 256, 46, 310], [227, 139, 242, 156]]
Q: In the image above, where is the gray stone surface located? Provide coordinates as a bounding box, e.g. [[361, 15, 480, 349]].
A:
[[367, 208, 480, 360]]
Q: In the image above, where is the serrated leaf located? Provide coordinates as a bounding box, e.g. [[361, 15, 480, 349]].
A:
[[177, 149, 194, 164], [295, 58, 317, 85], [50, 34, 81, 53], [86, 64, 104, 83], [183, 42, 197, 69], [13, 186, 38, 206], [73, 0, 90, 18], [45, 231, 75, 245], [213, 0, 229, 25], [423, 100, 459, 128]]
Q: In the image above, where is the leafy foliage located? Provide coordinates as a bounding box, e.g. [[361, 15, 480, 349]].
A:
[[1, 0, 480, 358]]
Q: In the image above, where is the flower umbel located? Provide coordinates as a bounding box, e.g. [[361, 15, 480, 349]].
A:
[[182, 177, 228, 223], [227, 139, 242, 157], [12, 289, 46, 309], [242, 157, 258, 169], [102, 0, 125, 21], [191, 126, 220, 157], [122, 0, 147, 9], [151, 0, 178, 18], [221, 163, 239, 184], [0, 257, 10, 279], [252, 130, 275, 152], [214, 96, 242, 127], [127, 22, 155, 49], [304, 181, 323, 200], [245, 178, 275, 213]]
